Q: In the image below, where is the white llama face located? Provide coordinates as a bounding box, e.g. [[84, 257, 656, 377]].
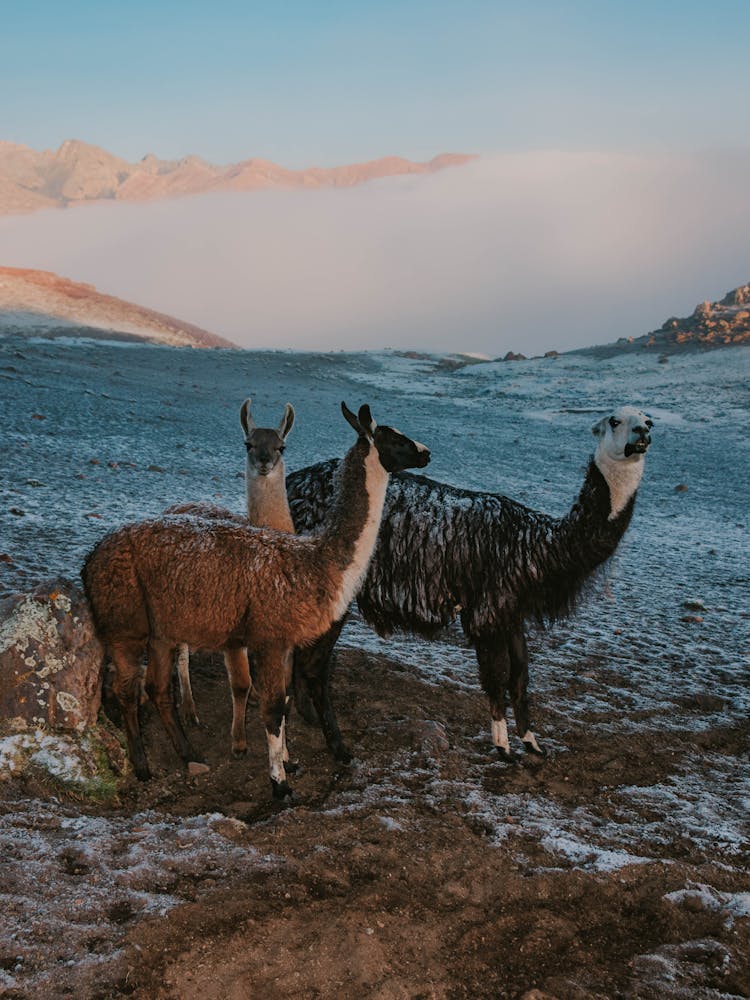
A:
[[592, 406, 653, 462]]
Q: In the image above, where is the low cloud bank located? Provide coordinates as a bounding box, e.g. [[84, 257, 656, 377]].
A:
[[1, 151, 749, 354]]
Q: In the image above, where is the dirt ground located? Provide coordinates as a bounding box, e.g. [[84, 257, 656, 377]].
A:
[[3, 640, 747, 1000]]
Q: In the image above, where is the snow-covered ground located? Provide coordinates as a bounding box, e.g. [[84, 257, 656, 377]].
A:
[[0, 335, 748, 996]]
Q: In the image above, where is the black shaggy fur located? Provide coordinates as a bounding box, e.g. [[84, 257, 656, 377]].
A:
[[287, 456, 638, 761]]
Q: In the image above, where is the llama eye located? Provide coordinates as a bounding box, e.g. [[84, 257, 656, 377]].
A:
[[609, 417, 621, 429], [278, 446, 286, 454], [245, 443, 256, 452], [645, 420, 653, 429]]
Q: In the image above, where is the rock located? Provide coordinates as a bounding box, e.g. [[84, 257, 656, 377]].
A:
[[187, 761, 210, 776], [9, 507, 25, 516], [0, 580, 103, 731], [147, 464, 165, 473], [502, 351, 527, 362], [681, 614, 704, 624], [674, 483, 689, 493], [683, 599, 706, 611]]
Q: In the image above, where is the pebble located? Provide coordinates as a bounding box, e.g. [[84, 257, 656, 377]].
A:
[[674, 483, 689, 493], [187, 761, 210, 776], [9, 507, 24, 516], [147, 464, 165, 473], [683, 599, 706, 611], [681, 614, 704, 623]]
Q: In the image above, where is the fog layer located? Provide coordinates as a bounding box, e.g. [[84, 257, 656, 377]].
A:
[[1, 152, 749, 354]]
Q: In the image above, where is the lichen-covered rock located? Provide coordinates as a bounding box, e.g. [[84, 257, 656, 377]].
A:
[[0, 579, 103, 731]]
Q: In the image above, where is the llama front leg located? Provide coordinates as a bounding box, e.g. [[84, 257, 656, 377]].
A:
[[175, 643, 200, 725], [294, 617, 352, 763], [223, 647, 253, 757], [110, 640, 151, 780], [145, 640, 205, 769], [507, 627, 545, 757], [255, 644, 293, 799], [474, 635, 514, 762]]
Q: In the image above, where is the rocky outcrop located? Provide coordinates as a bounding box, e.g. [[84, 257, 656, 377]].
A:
[[0, 139, 477, 216], [655, 282, 750, 349], [0, 267, 236, 347], [580, 280, 750, 357], [0, 581, 103, 731]]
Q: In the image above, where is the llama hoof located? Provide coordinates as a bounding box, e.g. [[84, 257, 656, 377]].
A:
[[332, 743, 353, 764], [521, 732, 546, 757], [231, 746, 249, 759], [495, 746, 516, 764], [134, 764, 152, 781], [271, 778, 293, 800], [283, 759, 299, 774]]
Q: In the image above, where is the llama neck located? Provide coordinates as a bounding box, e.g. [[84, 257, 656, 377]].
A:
[[246, 462, 295, 532], [556, 456, 641, 568], [594, 447, 645, 521], [322, 438, 390, 621]]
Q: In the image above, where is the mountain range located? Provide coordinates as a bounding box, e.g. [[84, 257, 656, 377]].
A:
[[0, 140, 475, 215]]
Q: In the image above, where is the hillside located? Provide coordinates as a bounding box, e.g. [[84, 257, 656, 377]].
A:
[[0, 140, 476, 215], [0, 267, 235, 347]]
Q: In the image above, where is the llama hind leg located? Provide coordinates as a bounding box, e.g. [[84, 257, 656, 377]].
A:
[[175, 643, 200, 725], [223, 647, 252, 757], [110, 640, 151, 780], [507, 628, 545, 757], [294, 618, 352, 763], [474, 636, 514, 762], [145, 640, 205, 769]]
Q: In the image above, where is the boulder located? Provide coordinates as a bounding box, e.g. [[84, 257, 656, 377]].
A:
[[0, 580, 103, 731]]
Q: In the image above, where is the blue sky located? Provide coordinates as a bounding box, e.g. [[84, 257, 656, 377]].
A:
[[2, 0, 750, 165]]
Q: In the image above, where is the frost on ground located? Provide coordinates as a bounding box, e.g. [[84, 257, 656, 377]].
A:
[[0, 338, 748, 998], [0, 800, 275, 996]]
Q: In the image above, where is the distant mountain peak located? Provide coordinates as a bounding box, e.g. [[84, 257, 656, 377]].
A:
[[0, 141, 478, 216]]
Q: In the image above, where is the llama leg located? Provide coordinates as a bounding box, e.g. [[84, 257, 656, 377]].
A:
[[281, 650, 298, 773], [507, 627, 545, 757], [223, 647, 252, 758], [110, 641, 151, 780], [295, 618, 352, 763], [474, 636, 514, 762], [255, 644, 293, 799], [175, 643, 200, 725], [145, 640, 204, 768]]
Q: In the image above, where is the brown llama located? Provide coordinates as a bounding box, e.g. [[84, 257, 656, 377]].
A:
[[167, 399, 296, 759], [82, 402, 430, 798]]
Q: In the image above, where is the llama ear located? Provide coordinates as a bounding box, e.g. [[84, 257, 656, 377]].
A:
[[591, 416, 608, 437], [341, 401, 364, 436], [240, 398, 256, 436], [278, 403, 294, 440], [357, 404, 376, 436]]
